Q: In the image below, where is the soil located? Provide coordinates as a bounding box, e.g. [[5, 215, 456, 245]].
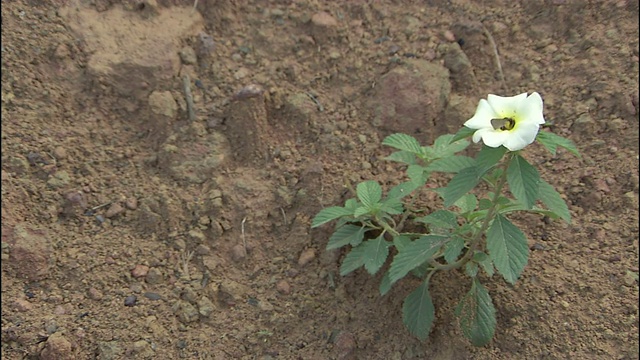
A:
[[1, 0, 639, 359]]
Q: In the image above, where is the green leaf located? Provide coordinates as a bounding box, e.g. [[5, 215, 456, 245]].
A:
[[465, 262, 479, 277], [455, 194, 478, 214], [312, 206, 354, 228], [357, 181, 383, 209], [456, 278, 497, 347], [380, 197, 404, 215], [382, 133, 422, 153], [538, 180, 571, 223], [450, 126, 476, 143], [444, 236, 465, 264], [507, 155, 540, 209], [339, 236, 391, 276], [393, 235, 412, 251], [407, 165, 429, 185], [536, 130, 581, 158], [426, 156, 476, 173], [476, 146, 507, 174], [415, 210, 458, 229], [389, 235, 448, 284], [363, 235, 391, 275], [327, 225, 367, 250], [403, 279, 435, 341], [423, 134, 469, 159], [486, 215, 529, 284], [443, 166, 482, 207], [473, 252, 494, 277], [353, 206, 371, 218], [379, 271, 392, 295], [385, 150, 417, 165], [387, 181, 419, 199]]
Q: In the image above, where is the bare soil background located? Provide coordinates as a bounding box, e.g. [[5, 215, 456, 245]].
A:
[[1, 0, 639, 359]]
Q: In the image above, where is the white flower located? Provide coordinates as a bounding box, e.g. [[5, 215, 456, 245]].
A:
[[464, 92, 546, 151]]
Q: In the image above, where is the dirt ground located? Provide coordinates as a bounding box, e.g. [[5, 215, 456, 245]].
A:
[[1, 0, 639, 359]]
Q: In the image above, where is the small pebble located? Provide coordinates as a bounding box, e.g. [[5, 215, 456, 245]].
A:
[[143, 292, 162, 301], [52, 146, 68, 160], [231, 244, 247, 262], [125, 197, 138, 210], [298, 248, 316, 267], [124, 295, 137, 307], [105, 203, 124, 218], [444, 30, 456, 42], [276, 280, 291, 295], [131, 264, 149, 278]]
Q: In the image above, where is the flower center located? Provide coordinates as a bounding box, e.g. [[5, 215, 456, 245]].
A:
[[490, 117, 516, 131]]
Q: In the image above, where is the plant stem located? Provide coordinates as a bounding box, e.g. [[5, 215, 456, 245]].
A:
[[429, 152, 514, 271]]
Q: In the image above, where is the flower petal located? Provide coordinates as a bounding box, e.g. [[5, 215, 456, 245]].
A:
[[502, 123, 540, 151], [516, 92, 545, 125], [464, 99, 498, 129], [487, 93, 528, 118], [475, 128, 511, 148]]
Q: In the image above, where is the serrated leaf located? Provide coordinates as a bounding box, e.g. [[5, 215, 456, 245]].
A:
[[363, 235, 391, 275], [415, 210, 458, 229], [538, 180, 571, 223], [476, 146, 507, 174], [403, 280, 435, 341], [357, 181, 382, 209], [379, 271, 392, 295], [380, 197, 404, 215], [393, 235, 412, 251], [382, 133, 422, 153], [385, 150, 417, 165], [536, 130, 581, 158], [426, 156, 476, 173], [486, 215, 529, 284], [354, 206, 371, 218], [450, 126, 477, 143], [407, 164, 428, 185], [465, 262, 479, 277], [473, 252, 494, 277], [444, 236, 465, 264], [443, 166, 482, 207], [455, 194, 478, 214], [339, 244, 367, 276], [507, 155, 540, 209], [344, 198, 359, 211], [312, 206, 354, 228], [388, 181, 419, 199], [456, 278, 497, 347], [423, 134, 469, 159], [327, 225, 367, 250], [389, 235, 449, 284]]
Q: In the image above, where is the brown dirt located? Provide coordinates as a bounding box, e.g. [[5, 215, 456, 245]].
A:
[[1, 0, 638, 359]]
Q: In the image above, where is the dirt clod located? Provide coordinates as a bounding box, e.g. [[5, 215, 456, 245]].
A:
[[40, 333, 74, 360], [297, 248, 316, 267]]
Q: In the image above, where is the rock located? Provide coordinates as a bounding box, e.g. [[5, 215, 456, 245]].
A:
[[40, 333, 74, 360], [276, 280, 291, 295], [333, 331, 356, 360], [97, 341, 123, 360], [570, 113, 598, 138], [216, 279, 251, 307], [3, 223, 51, 281], [298, 248, 316, 267], [145, 267, 164, 284], [124, 295, 137, 307], [59, 5, 204, 103], [311, 11, 338, 27], [53, 146, 68, 160], [105, 203, 124, 218], [131, 264, 149, 278], [179, 46, 198, 65], [4, 156, 29, 175], [230, 244, 247, 262], [148, 91, 178, 119], [371, 59, 451, 143], [197, 296, 215, 317], [47, 170, 71, 189], [309, 11, 339, 43], [174, 300, 199, 323], [87, 287, 104, 301], [13, 298, 33, 312], [442, 43, 478, 94], [443, 94, 478, 133], [125, 197, 138, 210], [188, 229, 206, 243]]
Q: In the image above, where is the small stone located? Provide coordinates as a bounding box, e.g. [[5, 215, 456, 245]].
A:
[[234, 67, 250, 79], [258, 299, 274, 312], [131, 264, 149, 278], [47, 170, 71, 188], [175, 300, 199, 323], [124, 295, 137, 307], [125, 197, 138, 210], [188, 229, 206, 242], [143, 292, 162, 301], [311, 11, 337, 27], [195, 244, 210, 255], [276, 280, 291, 295], [231, 244, 247, 262], [88, 287, 104, 301], [145, 267, 163, 284], [443, 30, 456, 42], [13, 298, 33, 312], [40, 333, 73, 360], [560, 300, 570, 309], [53, 146, 68, 160], [148, 91, 178, 119], [197, 296, 215, 317], [105, 203, 125, 218], [333, 331, 356, 360], [53, 43, 70, 59], [179, 46, 198, 65], [297, 248, 316, 267]]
